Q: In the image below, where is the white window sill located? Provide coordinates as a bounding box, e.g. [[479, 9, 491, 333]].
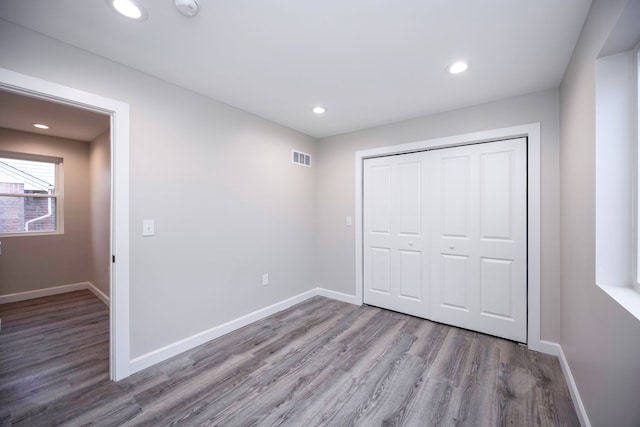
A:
[[0, 231, 62, 238], [597, 284, 640, 322]]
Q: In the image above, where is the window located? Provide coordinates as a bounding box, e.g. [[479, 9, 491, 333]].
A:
[[0, 152, 63, 235], [595, 36, 640, 321]]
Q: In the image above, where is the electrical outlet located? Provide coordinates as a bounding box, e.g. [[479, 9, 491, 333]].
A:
[[262, 273, 269, 286]]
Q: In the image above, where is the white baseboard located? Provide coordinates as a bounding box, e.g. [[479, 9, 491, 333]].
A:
[[537, 339, 560, 356], [0, 281, 110, 306], [557, 345, 591, 427], [127, 290, 592, 427], [0, 282, 91, 304], [129, 288, 319, 374], [518, 340, 589, 426], [316, 287, 361, 305], [0, 279, 593, 427], [86, 282, 110, 307]]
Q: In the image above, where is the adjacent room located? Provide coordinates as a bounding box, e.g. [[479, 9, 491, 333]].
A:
[[1, 1, 639, 426]]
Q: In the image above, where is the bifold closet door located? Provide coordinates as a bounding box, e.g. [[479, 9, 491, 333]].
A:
[[363, 151, 431, 318], [430, 138, 527, 342], [363, 137, 527, 343]]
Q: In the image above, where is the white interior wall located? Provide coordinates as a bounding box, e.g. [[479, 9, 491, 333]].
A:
[[316, 89, 561, 342], [0, 20, 317, 359], [560, 0, 640, 425]]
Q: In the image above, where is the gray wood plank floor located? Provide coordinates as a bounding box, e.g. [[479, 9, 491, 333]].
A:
[[0, 290, 580, 426]]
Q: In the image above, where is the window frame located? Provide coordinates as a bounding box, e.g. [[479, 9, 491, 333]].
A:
[[594, 39, 640, 322], [636, 44, 640, 293], [0, 150, 64, 237]]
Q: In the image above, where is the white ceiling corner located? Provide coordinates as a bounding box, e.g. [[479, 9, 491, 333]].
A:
[[0, 0, 591, 139]]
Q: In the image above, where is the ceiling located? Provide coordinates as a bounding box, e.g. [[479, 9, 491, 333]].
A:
[[0, 89, 110, 142], [0, 1, 591, 139]]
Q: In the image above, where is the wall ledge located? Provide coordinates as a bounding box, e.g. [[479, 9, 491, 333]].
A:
[[597, 283, 640, 323]]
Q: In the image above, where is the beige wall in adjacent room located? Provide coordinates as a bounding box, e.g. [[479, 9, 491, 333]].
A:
[[89, 130, 111, 298], [0, 20, 317, 359], [316, 89, 562, 342], [0, 127, 91, 294], [559, 0, 640, 425]]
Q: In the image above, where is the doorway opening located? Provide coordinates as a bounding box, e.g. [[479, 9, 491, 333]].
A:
[[0, 67, 130, 380]]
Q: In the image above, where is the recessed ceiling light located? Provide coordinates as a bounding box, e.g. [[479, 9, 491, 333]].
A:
[[312, 106, 326, 114], [33, 123, 49, 130], [448, 61, 469, 74], [110, 0, 147, 20]]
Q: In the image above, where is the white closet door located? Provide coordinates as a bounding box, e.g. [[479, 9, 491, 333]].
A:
[[430, 138, 527, 342], [363, 152, 430, 318]]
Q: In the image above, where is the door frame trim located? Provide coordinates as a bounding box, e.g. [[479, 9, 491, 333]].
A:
[[0, 67, 131, 380], [355, 123, 542, 351]]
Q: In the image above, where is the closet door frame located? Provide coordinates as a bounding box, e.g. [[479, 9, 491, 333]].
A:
[[354, 123, 548, 354]]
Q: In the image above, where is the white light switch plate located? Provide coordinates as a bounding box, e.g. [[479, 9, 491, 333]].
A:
[[346, 216, 353, 226], [143, 219, 155, 236]]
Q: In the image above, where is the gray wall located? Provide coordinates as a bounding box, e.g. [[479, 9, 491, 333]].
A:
[[559, 1, 640, 425], [316, 89, 562, 342], [89, 130, 111, 297], [0, 20, 317, 358], [0, 128, 91, 294]]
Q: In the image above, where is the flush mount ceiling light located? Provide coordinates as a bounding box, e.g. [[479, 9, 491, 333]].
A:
[[174, 0, 199, 17], [109, 0, 147, 20], [32, 123, 50, 129], [448, 61, 469, 74], [312, 106, 326, 114]]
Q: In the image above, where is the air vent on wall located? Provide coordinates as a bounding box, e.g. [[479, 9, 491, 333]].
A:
[[292, 150, 311, 167]]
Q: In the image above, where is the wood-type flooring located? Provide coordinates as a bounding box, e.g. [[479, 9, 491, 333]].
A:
[[0, 290, 580, 426]]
